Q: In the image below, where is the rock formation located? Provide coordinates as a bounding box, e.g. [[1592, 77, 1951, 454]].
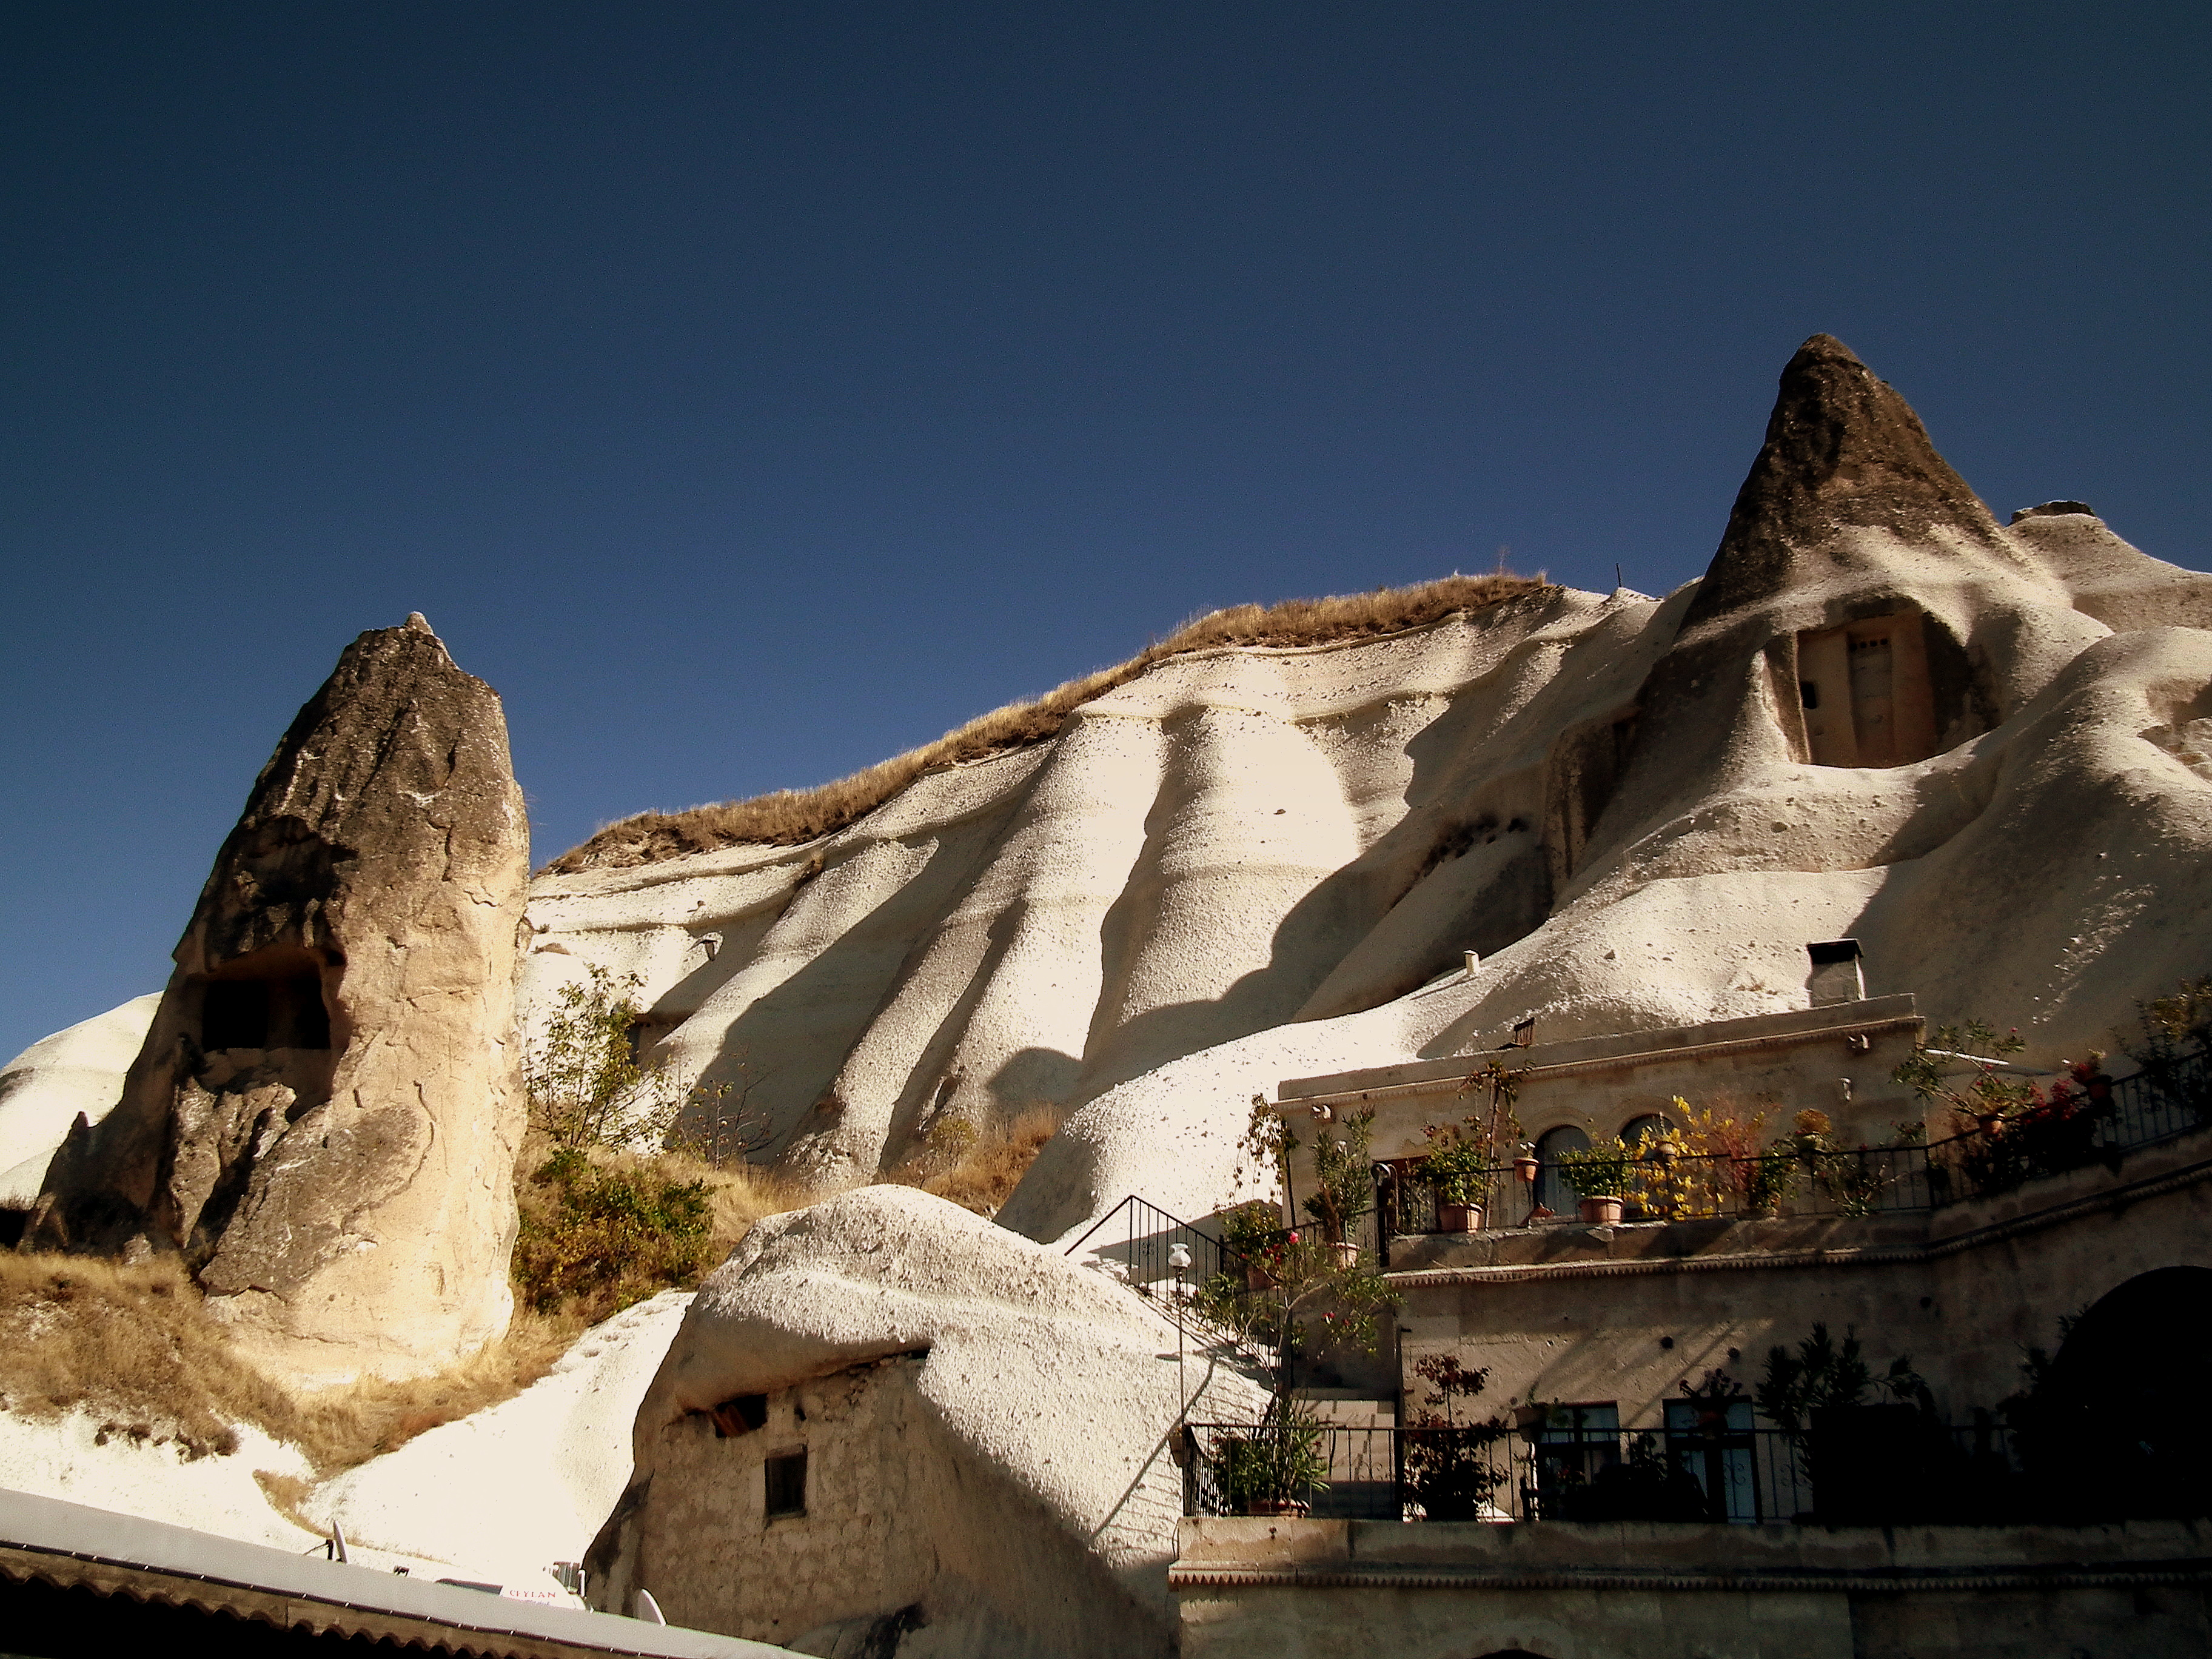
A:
[[589, 1186, 1262, 1656], [30, 615, 531, 1381], [520, 337, 2212, 1250], [1007, 338, 2212, 1242], [0, 994, 158, 1213]]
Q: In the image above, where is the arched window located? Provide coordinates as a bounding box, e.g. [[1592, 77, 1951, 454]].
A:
[[1532, 1125, 1589, 1217]]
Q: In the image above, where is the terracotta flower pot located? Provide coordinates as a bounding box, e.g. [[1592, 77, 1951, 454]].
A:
[[1243, 1262, 1276, 1291], [1577, 1195, 1624, 1225], [1329, 1241, 1359, 1270], [1246, 1498, 1311, 1518], [1513, 1156, 1540, 1184], [1435, 1202, 1483, 1233]]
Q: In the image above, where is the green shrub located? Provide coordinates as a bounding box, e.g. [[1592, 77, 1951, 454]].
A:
[[512, 1147, 716, 1319]]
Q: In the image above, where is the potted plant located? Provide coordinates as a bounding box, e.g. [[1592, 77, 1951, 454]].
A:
[[1302, 1108, 1376, 1265], [1553, 1137, 1633, 1224], [1213, 1395, 1330, 1515], [1218, 1200, 1287, 1290], [1412, 1117, 1494, 1232]]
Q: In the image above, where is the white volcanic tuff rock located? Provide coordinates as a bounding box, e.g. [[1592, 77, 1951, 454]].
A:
[[526, 589, 1620, 1177], [996, 999, 1420, 1245], [598, 1186, 1265, 1656], [314, 1291, 692, 1584], [529, 338, 2212, 1247], [0, 994, 158, 1205], [792, 711, 1163, 1175], [0, 1412, 322, 1553], [1076, 692, 1364, 1099], [1004, 342, 2212, 1247], [34, 618, 530, 1383], [814, 571, 2212, 1254], [2014, 508, 2212, 635]]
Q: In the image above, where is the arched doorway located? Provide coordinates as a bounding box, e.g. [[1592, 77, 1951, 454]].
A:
[[2013, 1265, 2212, 1518], [1532, 1125, 1589, 1218]]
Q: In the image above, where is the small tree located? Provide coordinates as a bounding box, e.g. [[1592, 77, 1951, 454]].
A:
[[1302, 1108, 1376, 1245], [525, 965, 771, 1158], [1195, 1099, 1399, 1512], [1401, 1353, 1510, 1520], [525, 967, 676, 1152], [1757, 1322, 1926, 1432], [1893, 1021, 2037, 1130]]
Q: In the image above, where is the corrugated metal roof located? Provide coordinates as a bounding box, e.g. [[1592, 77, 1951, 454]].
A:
[[0, 1487, 788, 1658]]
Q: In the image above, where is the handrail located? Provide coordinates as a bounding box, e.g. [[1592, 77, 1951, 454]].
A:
[[1179, 1415, 2028, 1526], [1378, 1044, 2211, 1240]]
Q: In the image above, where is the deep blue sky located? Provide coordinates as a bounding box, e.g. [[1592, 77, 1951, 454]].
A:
[[3, 2, 2206, 1059]]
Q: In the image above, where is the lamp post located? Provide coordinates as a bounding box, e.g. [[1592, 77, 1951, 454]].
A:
[[1168, 1241, 1193, 1419]]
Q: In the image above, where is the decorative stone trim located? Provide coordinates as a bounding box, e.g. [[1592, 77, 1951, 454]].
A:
[[1282, 1015, 1924, 1113], [1167, 1560, 2212, 1594]]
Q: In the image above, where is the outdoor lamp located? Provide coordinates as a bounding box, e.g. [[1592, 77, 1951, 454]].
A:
[[1167, 1241, 1193, 1419]]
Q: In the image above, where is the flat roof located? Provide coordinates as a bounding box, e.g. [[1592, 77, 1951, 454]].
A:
[[0, 1486, 788, 1659], [1276, 995, 1920, 1105]]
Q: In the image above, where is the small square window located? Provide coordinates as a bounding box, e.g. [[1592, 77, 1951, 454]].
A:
[[765, 1449, 806, 1519]]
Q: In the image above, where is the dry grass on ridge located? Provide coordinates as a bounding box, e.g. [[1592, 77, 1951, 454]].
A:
[[0, 1146, 825, 1483], [0, 1114, 1050, 1486], [548, 569, 1549, 873], [0, 1251, 582, 1476], [891, 1107, 1059, 1219], [0, 1253, 293, 1464]]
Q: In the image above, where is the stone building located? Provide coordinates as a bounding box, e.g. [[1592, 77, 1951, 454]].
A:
[[588, 1187, 1265, 1659], [1195, 968, 2212, 1657]]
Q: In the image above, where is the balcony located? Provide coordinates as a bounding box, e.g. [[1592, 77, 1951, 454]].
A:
[[1179, 1412, 2030, 1527], [1374, 1044, 2211, 1264]]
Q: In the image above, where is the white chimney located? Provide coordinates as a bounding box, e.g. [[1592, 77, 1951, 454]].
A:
[[1807, 939, 1865, 1006]]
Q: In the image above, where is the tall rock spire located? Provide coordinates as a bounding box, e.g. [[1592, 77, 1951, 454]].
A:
[[1686, 335, 2005, 625], [32, 618, 530, 1381]]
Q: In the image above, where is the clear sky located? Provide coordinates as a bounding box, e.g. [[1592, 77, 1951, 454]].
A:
[[2, 2, 2206, 1060]]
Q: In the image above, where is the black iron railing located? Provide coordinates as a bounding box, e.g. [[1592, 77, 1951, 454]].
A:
[[1064, 1193, 1244, 1302], [1379, 1047, 2212, 1244], [1181, 1414, 2023, 1526]]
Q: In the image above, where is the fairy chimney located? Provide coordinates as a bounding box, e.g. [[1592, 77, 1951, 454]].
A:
[[30, 615, 531, 1381]]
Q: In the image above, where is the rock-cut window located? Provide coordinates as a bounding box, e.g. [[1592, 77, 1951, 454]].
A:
[[1795, 613, 1940, 769], [765, 1449, 807, 1519]]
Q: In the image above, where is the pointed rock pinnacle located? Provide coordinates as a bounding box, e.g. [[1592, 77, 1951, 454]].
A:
[[1688, 335, 2003, 623]]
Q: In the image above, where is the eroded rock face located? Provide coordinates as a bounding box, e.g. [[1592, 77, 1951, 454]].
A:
[[1686, 333, 2009, 623], [521, 336, 2212, 1249], [999, 337, 2212, 1246], [32, 615, 529, 1381]]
